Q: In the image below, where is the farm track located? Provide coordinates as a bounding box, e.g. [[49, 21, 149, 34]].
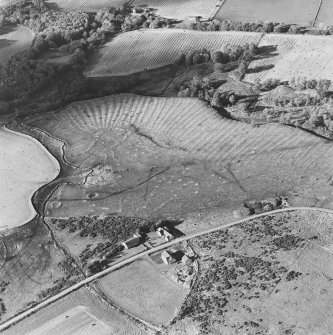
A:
[[2, 206, 333, 332]]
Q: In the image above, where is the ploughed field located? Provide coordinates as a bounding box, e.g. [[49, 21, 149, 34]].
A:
[[215, 0, 319, 26], [133, 0, 220, 20], [97, 259, 188, 326], [167, 210, 333, 334], [245, 34, 333, 83], [84, 29, 263, 77], [16, 94, 333, 221], [0, 25, 33, 64]]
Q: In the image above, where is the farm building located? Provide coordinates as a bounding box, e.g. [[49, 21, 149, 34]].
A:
[[161, 250, 176, 265], [156, 227, 174, 241], [122, 234, 141, 249], [182, 255, 193, 265]]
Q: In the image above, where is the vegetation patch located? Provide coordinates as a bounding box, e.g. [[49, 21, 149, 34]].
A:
[[167, 210, 333, 334]]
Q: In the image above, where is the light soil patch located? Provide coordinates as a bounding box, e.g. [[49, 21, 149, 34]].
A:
[[245, 33, 333, 82], [0, 127, 59, 232], [97, 259, 188, 326], [2, 286, 147, 335], [214, 0, 319, 26], [44, 0, 130, 12], [0, 25, 33, 63], [133, 0, 220, 20], [84, 29, 262, 77]]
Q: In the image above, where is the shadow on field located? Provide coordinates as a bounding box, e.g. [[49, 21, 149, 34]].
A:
[[247, 64, 275, 74], [257, 45, 279, 58], [0, 39, 15, 50], [45, 2, 63, 11], [0, 23, 17, 36]]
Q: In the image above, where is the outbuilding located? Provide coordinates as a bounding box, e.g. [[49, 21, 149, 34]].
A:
[[122, 234, 141, 249], [161, 250, 176, 265]]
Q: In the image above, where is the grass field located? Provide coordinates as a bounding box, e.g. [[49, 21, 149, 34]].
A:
[[245, 33, 333, 82], [97, 259, 188, 326], [133, 0, 220, 20], [3, 287, 147, 335], [215, 0, 320, 26], [0, 25, 33, 63], [84, 29, 262, 77], [167, 210, 333, 334], [19, 94, 333, 221], [44, 0, 130, 11]]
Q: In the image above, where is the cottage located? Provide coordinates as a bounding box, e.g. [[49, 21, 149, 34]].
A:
[[156, 227, 174, 241], [122, 235, 141, 249], [161, 250, 176, 265]]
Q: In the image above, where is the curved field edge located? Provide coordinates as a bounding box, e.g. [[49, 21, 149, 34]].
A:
[[0, 126, 60, 232], [0, 25, 34, 63], [84, 29, 263, 77]]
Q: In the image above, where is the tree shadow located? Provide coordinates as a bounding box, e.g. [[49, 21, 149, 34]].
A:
[[45, 2, 62, 11], [0, 22, 17, 36], [247, 64, 275, 74], [256, 45, 278, 59], [0, 39, 15, 50]]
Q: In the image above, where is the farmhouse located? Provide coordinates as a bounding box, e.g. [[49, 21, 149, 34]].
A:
[[156, 227, 174, 241], [122, 234, 141, 249], [161, 250, 176, 265]]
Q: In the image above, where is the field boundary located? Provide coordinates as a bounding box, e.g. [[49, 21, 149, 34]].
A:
[[1, 206, 333, 332]]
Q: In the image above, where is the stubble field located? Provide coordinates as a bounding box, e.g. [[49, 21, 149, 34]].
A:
[[245, 33, 333, 83], [133, 0, 220, 20], [44, 0, 130, 12], [215, 0, 319, 26]]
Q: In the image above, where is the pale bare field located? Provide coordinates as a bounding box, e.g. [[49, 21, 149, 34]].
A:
[[215, 0, 319, 26], [245, 33, 333, 82], [0, 127, 59, 231], [133, 0, 219, 20], [97, 259, 188, 326], [3, 287, 146, 335], [0, 25, 33, 63], [44, 0, 130, 11], [84, 29, 262, 77]]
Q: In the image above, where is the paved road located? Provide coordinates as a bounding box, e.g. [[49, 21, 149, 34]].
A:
[[1, 206, 333, 332]]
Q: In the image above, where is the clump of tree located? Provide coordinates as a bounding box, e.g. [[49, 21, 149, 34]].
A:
[[243, 196, 287, 215]]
